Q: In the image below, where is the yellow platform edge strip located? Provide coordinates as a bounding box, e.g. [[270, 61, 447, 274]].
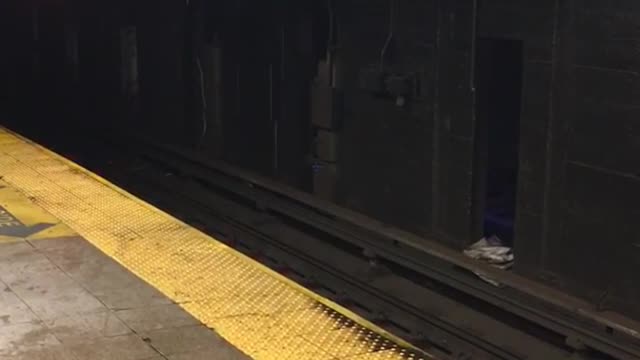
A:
[[0, 127, 430, 360]]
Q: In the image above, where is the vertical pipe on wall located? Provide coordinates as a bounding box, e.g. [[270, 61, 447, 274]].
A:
[[31, 2, 39, 81], [432, 0, 442, 237], [469, 0, 481, 242], [270, 63, 278, 174], [541, 0, 575, 275], [433, 0, 480, 247], [540, 0, 562, 271]]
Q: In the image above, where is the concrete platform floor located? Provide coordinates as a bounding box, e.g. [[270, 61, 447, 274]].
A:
[[0, 236, 250, 360]]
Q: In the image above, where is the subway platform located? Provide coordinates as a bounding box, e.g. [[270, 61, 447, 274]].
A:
[[0, 127, 428, 360]]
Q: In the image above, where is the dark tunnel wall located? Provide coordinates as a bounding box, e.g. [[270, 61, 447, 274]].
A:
[[550, 1, 640, 316], [479, 0, 640, 316], [1, 0, 639, 319], [332, 0, 481, 249], [336, 0, 439, 239], [213, 2, 315, 184]]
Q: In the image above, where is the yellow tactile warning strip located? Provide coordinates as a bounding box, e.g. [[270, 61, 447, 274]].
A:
[[0, 179, 76, 243], [0, 128, 433, 360]]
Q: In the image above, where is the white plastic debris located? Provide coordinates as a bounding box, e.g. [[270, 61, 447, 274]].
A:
[[464, 235, 514, 286]]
